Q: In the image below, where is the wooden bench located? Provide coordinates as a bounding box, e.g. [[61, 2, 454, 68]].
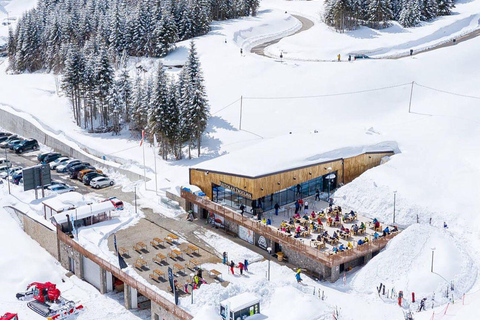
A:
[[149, 269, 165, 281], [173, 263, 185, 273], [186, 258, 199, 269], [153, 253, 166, 264], [166, 233, 179, 243], [134, 258, 147, 270], [209, 269, 222, 280], [150, 237, 165, 247], [118, 247, 129, 257], [133, 241, 147, 252], [185, 244, 200, 255], [171, 249, 183, 259]]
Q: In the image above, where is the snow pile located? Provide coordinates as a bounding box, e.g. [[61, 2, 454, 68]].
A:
[[195, 230, 263, 263], [352, 224, 476, 302]]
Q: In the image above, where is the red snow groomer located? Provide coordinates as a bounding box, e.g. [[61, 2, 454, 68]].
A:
[[16, 282, 83, 319], [1, 313, 19, 320]]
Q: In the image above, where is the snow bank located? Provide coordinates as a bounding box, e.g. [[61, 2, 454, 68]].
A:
[[351, 224, 476, 302]]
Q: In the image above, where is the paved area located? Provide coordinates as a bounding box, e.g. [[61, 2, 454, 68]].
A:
[[107, 219, 224, 295], [251, 14, 314, 57]]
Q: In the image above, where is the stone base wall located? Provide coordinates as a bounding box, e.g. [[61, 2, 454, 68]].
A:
[[282, 246, 331, 280], [151, 302, 183, 320], [59, 241, 84, 278]]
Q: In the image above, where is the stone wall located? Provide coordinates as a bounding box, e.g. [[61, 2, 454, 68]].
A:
[[151, 302, 184, 320], [282, 246, 331, 280], [0, 107, 144, 181], [4, 206, 58, 259], [59, 240, 84, 278]]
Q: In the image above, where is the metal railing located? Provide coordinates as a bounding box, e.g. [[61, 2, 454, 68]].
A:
[[182, 191, 399, 268], [57, 230, 193, 320]]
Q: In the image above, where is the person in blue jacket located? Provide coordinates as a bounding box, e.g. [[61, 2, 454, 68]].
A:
[[295, 268, 303, 283]]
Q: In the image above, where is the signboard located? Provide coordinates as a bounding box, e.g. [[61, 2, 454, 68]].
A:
[[238, 226, 254, 245], [255, 234, 270, 251], [23, 164, 51, 192], [219, 181, 252, 199]]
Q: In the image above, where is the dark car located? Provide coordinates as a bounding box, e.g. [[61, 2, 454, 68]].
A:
[[8, 139, 24, 150], [69, 164, 95, 179], [83, 171, 106, 186], [0, 132, 12, 137], [42, 152, 62, 163], [37, 152, 52, 162], [0, 135, 19, 148], [14, 139, 39, 154], [11, 172, 23, 185]]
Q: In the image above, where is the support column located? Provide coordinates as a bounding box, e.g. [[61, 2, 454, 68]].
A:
[[330, 265, 340, 282], [99, 269, 107, 294], [363, 252, 373, 265], [124, 284, 132, 309]]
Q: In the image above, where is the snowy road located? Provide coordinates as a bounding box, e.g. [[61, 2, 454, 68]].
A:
[[250, 14, 314, 57]]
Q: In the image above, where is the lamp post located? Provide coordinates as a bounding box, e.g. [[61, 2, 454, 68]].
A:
[[393, 191, 397, 224], [134, 185, 137, 214], [267, 247, 272, 281], [325, 167, 332, 203], [431, 247, 436, 273]]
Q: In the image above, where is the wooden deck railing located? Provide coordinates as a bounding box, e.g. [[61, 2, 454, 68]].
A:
[[57, 230, 193, 320], [182, 190, 398, 268]]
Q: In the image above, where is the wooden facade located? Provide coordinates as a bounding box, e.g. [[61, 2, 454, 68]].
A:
[[190, 151, 394, 200]]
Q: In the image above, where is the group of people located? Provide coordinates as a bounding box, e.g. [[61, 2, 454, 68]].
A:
[[226, 258, 249, 276]]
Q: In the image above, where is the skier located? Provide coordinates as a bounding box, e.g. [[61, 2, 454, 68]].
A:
[[230, 260, 235, 275], [238, 261, 244, 275], [240, 48, 243, 55], [348, 55, 351, 61], [295, 268, 303, 283], [410, 49, 413, 56], [418, 298, 426, 311], [337, 53, 341, 61], [244, 259, 249, 272], [223, 252, 228, 265], [444, 221, 448, 228]]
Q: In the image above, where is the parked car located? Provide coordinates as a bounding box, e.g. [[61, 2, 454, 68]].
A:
[[69, 164, 95, 179], [0, 166, 22, 179], [8, 139, 24, 150], [11, 172, 22, 185], [0, 132, 11, 137], [14, 139, 39, 154], [46, 184, 75, 194], [42, 152, 62, 163], [90, 176, 114, 189], [37, 152, 52, 162], [50, 157, 69, 170], [82, 171, 106, 186], [103, 197, 124, 210], [0, 135, 19, 148], [0, 165, 10, 176], [56, 159, 80, 173], [0, 158, 11, 167], [78, 168, 102, 181]]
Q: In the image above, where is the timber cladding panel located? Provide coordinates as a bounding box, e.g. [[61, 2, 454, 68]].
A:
[[190, 151, 393, 200]]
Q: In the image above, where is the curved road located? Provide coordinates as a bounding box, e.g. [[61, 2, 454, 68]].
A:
[[250, 14, 480, 60], [251, 14, 314, 57]]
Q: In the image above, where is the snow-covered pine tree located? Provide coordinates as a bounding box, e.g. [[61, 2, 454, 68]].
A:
[[165, 79, 181, 159], [130, 74, 146, 132], [368, 0, 393, 28], [95, 48, 115, 128], [398, 0, 421, 27], [117, 51, 132, 122], [182, 40, 209, 158], [148, 62, 169, 150], [437, 0, 454, 16], [324, 0, 355, 32], [62, 44, 85, 126], [83, 52, 98, 130], [7, 27, 16, 71], [109, 81, 125, 134], [420, 0, 438, 21]]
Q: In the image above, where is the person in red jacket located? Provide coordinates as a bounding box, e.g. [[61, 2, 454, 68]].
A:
[[238, 262, 244, 275]]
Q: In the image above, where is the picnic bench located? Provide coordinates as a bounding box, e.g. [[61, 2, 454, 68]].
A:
[[209, 269, 222, 280], [339, 232, 351, 240], [186, 258, 199, 269], [133, 241, 147, 252], [173, 263, 185, 273], [149, 269, 165, 281], [134, 258, 148, 270], [152, 253, 167, 264], [118, 247, 129, 257], [168, 249, 183, 259], [150, 237, 165, 247], [185, 244, 200, 255]]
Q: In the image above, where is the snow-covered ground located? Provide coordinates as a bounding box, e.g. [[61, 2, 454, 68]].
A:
[[1, 0, 480, 319]]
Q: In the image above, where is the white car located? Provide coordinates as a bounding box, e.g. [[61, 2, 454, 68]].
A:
[[90, 176, 114, 189], [0, 158, 11, 166], [56, 159, 80, 173], [47, 184, 75, 194], [0, 165, 10, 176], [0, 166, 22, 179], [50, 157, 70, 170]]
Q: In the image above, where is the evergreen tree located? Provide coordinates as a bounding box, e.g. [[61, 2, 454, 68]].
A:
[[421, 0, 438, 21], [148, 62, 169, 145], [437, 0, 454, 16], [368, 0, 393, 28], [399, 0, 421, 27], [62, 44, 85, 126], [165, 79, 180, 159], [95, 48, 115, 127]]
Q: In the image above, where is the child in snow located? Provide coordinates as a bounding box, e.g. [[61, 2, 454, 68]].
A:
[[295, 269, 303, 283], [244, 259, 249, 272]]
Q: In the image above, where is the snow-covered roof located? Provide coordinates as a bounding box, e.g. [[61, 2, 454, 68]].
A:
[[194, 134, 397, 177], [220, 292, 260, 312], [42, 192, 92, 212], [51, 201, 114, 224]]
